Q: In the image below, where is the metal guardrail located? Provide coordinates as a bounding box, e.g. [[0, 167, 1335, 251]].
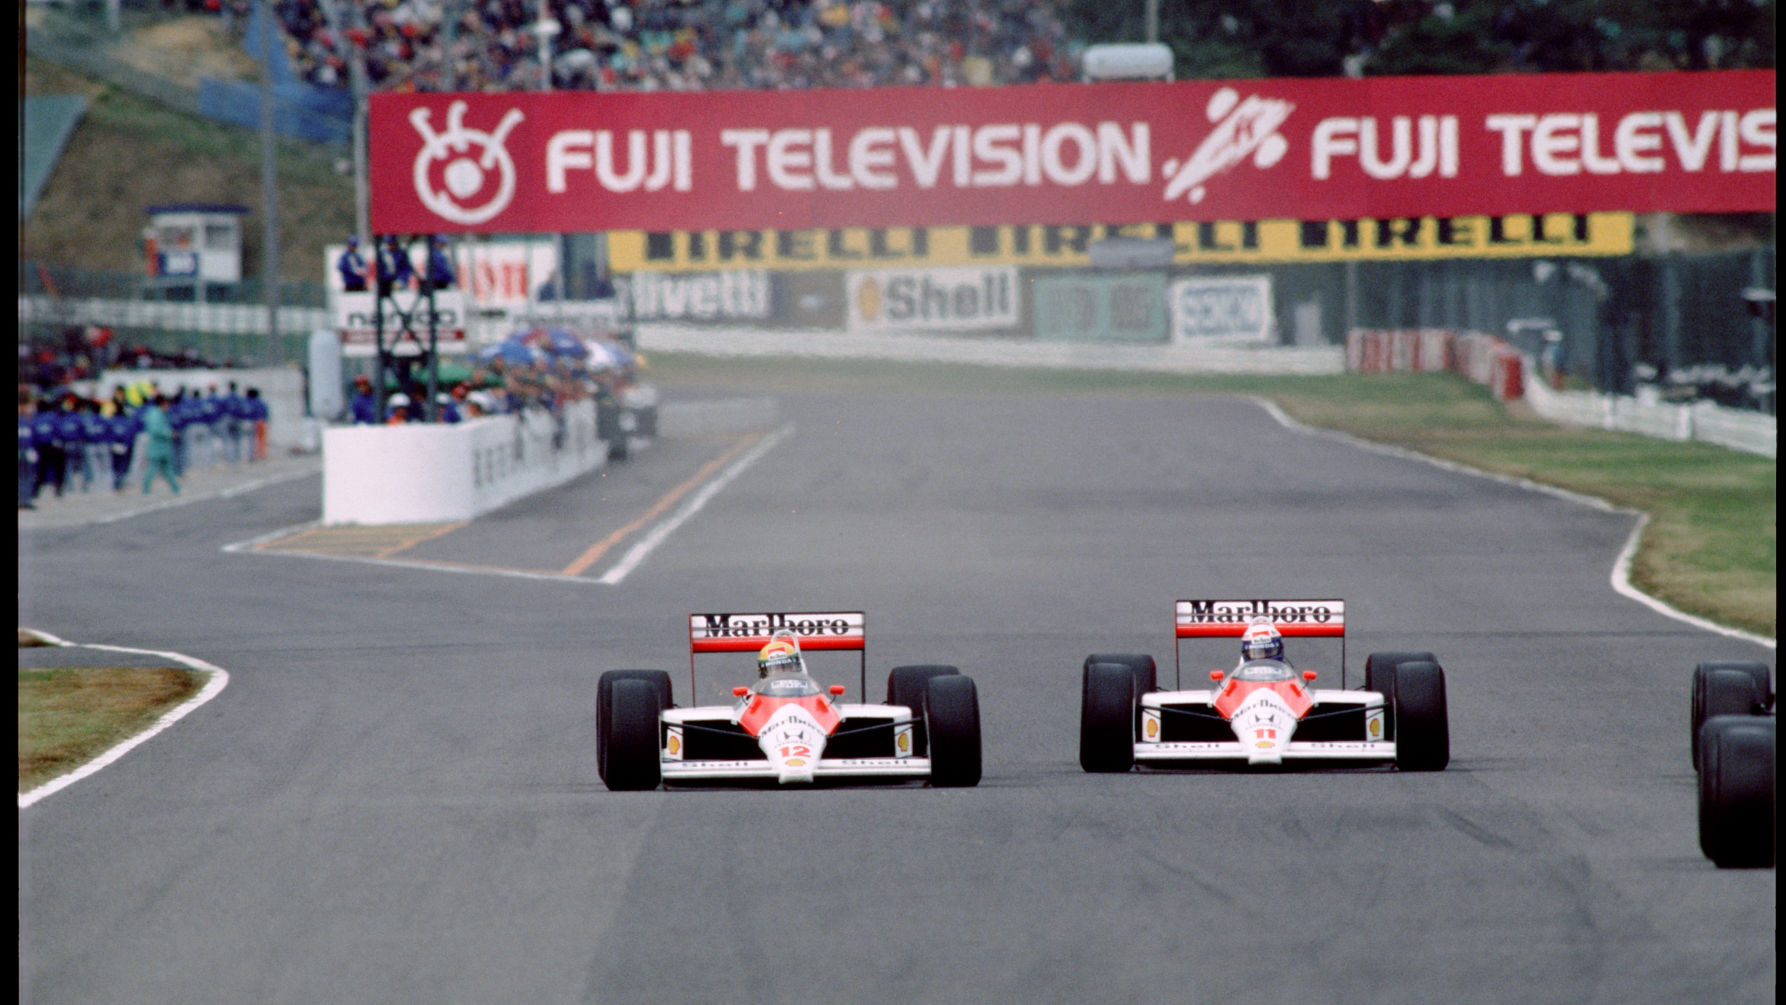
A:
[[19, 293, 329, 336]]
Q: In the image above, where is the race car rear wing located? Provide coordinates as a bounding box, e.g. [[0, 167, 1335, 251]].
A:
[[688, 611, 868, 700], [1174, 599, 1346, 688]]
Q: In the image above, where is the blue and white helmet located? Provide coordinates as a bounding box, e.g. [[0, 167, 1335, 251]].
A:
[[1241, 619, 1284, 662]]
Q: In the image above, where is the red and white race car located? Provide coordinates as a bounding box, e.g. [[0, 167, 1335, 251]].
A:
[[1079, 598, 1449, 772], [599, 611, 982, 790]]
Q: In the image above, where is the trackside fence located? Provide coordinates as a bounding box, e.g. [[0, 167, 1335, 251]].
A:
[[1348, 328, 1776, 458]]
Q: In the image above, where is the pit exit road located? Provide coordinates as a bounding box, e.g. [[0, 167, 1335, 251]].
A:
[[17, 381, 1774, 1005]]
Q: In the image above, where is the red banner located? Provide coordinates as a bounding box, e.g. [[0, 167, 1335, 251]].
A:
[[369, 71, 1774, 235]]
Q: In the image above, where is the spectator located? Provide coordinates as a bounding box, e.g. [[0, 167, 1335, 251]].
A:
[[434, 391, 462, 423], [245, 387, 270, 460], [376, 235, 415, 297], [139, 393, 181, 495], [385, 392, 413, 424], [104, 397, 142, 493], [79, 397, 110, 492], [202, 384, 230, 467], [235, 0, 1081, 95], [52, 394, 89, 495], [168, 389, 195, 477], [348, 373, 380, 424], [337, 234, 369, 291], [424, 234, 456, 291], [18, 388, 40, 510], [222, 381, 250, 464]]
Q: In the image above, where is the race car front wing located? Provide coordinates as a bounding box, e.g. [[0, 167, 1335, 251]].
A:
[[661, 757, 934, 782], [1136, 689, 1395, 764]]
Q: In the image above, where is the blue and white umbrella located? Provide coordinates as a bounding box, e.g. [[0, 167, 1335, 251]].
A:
[[476, 338, 545, 367], [584, 340, 622, 371], [540, 327, 589, 358]]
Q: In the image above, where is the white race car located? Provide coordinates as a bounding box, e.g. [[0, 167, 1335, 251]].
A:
[[1080, 598, 1449, 772], [599, 611, 981, 790]]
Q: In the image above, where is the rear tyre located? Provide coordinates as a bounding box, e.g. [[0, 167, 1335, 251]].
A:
[[1392, 661, 1449, 771], [888, 665, 959, 756], [604, 678, 665, 792], [1692, 662, 1772, 769], [1080, 662, 1136, 773], [924, 675, 982, 788], [598, 670, 672, 783], [1698, 716, 1776, 868], [1364, 651, 1437, 740]]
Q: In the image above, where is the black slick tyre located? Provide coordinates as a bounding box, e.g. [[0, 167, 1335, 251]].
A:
[[888, 665, 959, 756], [1392, 660, 1449, 771], [598, 670, 672, 783], [1697, 715, 1775, 868], [1692, 662, 1772, 769], [1084, 654, 1157, 706], [924, 675, 982, 788], [1364, 651, 1437, 740], [604, 678, 665, 791], [1080, 661, 1136, 773]]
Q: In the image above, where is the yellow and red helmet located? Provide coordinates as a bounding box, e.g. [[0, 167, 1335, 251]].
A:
[[757, 634, 803, 677]]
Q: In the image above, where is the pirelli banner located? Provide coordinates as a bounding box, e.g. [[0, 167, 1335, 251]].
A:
[[369, 71, 1773, 235], [608, 214, 1634, 271]]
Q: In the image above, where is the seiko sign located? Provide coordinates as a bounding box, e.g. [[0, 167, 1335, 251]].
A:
[[1170, 275, 1275, 343], [1176, 599, 1346, 625]]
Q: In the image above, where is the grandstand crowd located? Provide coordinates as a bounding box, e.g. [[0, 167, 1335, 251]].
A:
[[226, 0, 1080, 93]]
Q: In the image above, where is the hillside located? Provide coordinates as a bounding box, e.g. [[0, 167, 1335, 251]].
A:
[[21, 15, 355, 285]]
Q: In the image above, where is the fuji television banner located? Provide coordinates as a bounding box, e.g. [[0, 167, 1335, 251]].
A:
[[369, 71, 1773, 234]]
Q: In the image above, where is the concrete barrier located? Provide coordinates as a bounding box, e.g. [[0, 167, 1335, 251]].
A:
[[635, 323, 1345, 375], [321, 401, 603, 525]]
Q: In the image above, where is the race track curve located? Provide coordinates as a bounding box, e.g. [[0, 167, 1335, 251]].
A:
[[18, 378, 1775, 1005]]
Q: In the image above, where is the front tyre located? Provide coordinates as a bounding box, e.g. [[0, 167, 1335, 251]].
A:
[[598, 670, 672, 783], [1392, 661, 1449, 771], [888, 665, 960, 756], [1080, 662, 1136, 773], [925, 675, 982, 788], [604, 678, 665, 792], [1364, 651, 1437, 740], [1697, 716, 1775, 868]]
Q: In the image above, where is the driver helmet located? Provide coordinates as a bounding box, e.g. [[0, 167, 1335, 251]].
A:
[[1240, 619, 1284, 662], [757, 632, 803, 678]]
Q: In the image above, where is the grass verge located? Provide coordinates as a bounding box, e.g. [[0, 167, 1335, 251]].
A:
[[646, 353, 1776, 640], [18, 663, 206, 794]]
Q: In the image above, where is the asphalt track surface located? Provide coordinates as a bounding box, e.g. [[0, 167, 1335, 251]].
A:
[[18, 376, 1776, 1005]]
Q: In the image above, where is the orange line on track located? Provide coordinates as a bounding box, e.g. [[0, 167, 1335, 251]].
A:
[[375, 520, 470, 559], [559, 433, 762, 577]]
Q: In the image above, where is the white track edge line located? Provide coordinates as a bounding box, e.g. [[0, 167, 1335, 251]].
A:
[[18, 633, 232, 809], [1251, 396, 1774, 651], [598, 424, 794, 585]]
